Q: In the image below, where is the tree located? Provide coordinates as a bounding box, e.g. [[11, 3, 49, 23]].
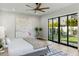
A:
[[49, 20, 58, 28], [53, 21, 58, 27], [66, 18, 78, 36], [48, 22, 52, 28], [66, 18, 78, 26], [70, 18, 78, 26]]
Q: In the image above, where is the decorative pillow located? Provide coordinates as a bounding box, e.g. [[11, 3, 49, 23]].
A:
[[25, 32, 33, 39], [28, 32, 31, 36]]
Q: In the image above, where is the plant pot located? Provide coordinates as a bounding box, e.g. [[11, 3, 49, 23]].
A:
[[0, 47, 3, 51], [0, 47, 5, 53]]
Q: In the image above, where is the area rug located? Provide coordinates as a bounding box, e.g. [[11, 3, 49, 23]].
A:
[[47, 49, 69, 56]]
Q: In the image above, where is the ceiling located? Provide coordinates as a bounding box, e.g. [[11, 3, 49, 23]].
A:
[[0, 3, 74, 16]]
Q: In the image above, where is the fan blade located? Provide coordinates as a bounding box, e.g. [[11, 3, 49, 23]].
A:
[[35, 3, 41, 9], [39, 10, 45, 12], [25, 5, 34, 8], [39, 7, 49, 9]]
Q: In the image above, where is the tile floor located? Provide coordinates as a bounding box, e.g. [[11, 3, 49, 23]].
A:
[[49, 41, 79, 56]]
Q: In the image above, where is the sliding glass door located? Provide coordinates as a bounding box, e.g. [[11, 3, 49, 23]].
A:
[[48, 13, 78, 48], [48, 19, 53, 41], [48, 18, 58, 42], [52, 18, 58, 42], [60, 16, 67, 44], [68, 15, 78, 47]]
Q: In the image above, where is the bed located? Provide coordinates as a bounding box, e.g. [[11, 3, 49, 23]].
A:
[[7, 38, 34, 56], [6, 30, 48, 56], [23, 37, 47, 49], [15, 31, 48, 49]]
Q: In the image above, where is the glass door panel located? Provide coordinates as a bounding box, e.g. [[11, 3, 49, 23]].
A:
[[68, 15, 78, 47], [60, 16, 67, 44], [53, 18, 58, 42], [48, 19, 53, 41]]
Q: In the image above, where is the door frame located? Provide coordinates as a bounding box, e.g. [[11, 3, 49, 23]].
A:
[[48, 13, 78, 49]]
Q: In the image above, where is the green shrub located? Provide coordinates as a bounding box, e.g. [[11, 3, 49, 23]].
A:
[[0, 44, 3, 48]]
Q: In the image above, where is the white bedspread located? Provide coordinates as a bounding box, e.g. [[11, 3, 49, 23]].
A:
[[8, 38, 34, 56]]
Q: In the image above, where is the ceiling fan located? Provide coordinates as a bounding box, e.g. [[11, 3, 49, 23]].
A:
[[25, 3, 50, 13]]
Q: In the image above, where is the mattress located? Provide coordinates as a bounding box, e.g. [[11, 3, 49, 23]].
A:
[[8, 38, 34, 56]]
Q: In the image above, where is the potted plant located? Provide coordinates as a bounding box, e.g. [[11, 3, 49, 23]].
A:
[[39, 27, 42, 31], [0, 39, 3, 51], [35, 27, 39, 33], [35, 27, 39, 37], [39, 27, 42, 35], [35, 27, 43, 39]]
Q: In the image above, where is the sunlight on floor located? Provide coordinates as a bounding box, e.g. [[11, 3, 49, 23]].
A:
[[48, 41, 79, 56]]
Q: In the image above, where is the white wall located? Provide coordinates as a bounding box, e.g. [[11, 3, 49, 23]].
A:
[[16, 14, 40, 38], [0, 11, 15, 38], [0, 11, 40, 39], [40, 4, 79, 40]]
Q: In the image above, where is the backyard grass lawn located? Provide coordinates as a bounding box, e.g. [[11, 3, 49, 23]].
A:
[[61, 36, 77, 43], [49, 34, 77, 43]]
